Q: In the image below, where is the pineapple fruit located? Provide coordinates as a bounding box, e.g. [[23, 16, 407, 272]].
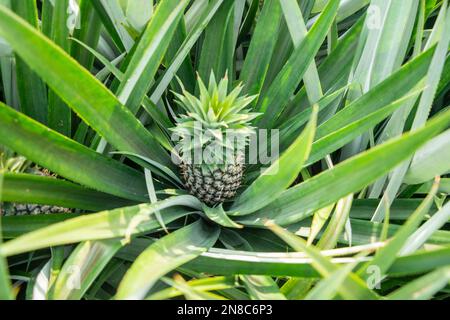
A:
[[0, 151, 71, 216], [172, 73, 259, 206]]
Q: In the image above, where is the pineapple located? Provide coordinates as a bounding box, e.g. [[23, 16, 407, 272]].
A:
[[172, 73, 259, 206], [0, 150, 71, 216]]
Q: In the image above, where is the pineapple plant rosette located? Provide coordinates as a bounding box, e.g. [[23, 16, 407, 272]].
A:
[[0, 0, 448, 301]]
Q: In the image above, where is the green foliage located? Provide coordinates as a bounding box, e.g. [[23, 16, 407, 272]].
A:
[[0, 0, 448, 300]]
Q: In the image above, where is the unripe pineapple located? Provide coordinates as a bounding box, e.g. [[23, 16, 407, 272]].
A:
[[172, 73, 259, 206], [0, 151, 71, 216]]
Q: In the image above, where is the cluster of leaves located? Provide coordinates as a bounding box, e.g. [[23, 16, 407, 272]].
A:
[[0, 0, 449, 300]]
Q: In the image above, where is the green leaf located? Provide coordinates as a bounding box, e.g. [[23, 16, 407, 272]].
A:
[[49, 239, 123, 300], [312, 0, 369, 21], [0, 5, 172, 167], [91, 0, 133, 52], [240, 275, 286, 300], [349, 199, 439, 220], [239, 0, 282, 97], [368, 0, 418, 88], [239, 108, 450, 226], [111, 151, 182, 187], [300, 218, 450, 247], [11, 0, 48, 125], [265, 221, 378, 300], [162, 13, 195, 93], [0, 102, 147, 201], [388, 247, 450, 277], [280, 0, 323, 104], [160, 275, 224, 300], [280, 17, 364, 123], [230, 106, 317, 215], [144, 168, 167, 233], [151, 0, 225, 102], [70, 0, 102, 71], [1, 213, 81, 239], [69, 37, 124, 81], [185, 247, 450, 279], [40, 0, 53, 37], [47, 0, 72, 136], [387, 266, 450, 300], [0, 171, 13, 299], [316, 46, 436, 140], [115, 0, 189, 113], [203, 204, 243, 229], [277, 86, 348, 151], [404, 129, 450, 184], [257, 0, 339, 128], [197, 0, 235, 81], [400, 200, 450, 255], [304, 253, 366, 300], [317, 194, 353, 249], [307, 204, 334, 245], [125, 0, 153, 32], [47, 246, 66, 298], [357, 178, 439, 280], [307, 91, 422, 165], [371, 5, 450, 221], [0, 195, 200, 257], [1, 173, 136, 211], [147, 276, 236, 300], [115, 220, 220, 300]]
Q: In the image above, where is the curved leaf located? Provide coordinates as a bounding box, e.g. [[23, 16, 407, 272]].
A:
[[203, 204, 242, 229], [115, 0, 189, 112], [257, 0, 339, 128], [231, 106, 317, 215], [387, 266, 450, 300], [0, 5, 171, 167], [239, 108, 450, 226], [116, 220, 220, 300], [404, 129, 450, 184], [0, 102, 147, 201], [1, 173, 136, 211], [0, 195, 200, 257], [183, 247, 450, 279], [49, 239, 122, 300]]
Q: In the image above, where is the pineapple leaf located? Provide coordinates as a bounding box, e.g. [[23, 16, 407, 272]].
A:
[[49, 239, 122, 300], [116, 220, 220, 300], [1, 173, 136, 211], [239, 108, 450, 226], [266, 221, 378, 300], [257, 0, 339, 128], [203, 204, 243, 229], [356, 178, 440, 280], [185, 247, 450, 279], [0, 4, 172, 167], [230, 106, 318, 216], [0, 195, 200, 257], [0, 102, 148, 201]]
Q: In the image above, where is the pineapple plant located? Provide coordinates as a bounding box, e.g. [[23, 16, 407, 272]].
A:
[[0, 149, 71, 216], [172, 73, 258, 205], [0, 0, 448, 302]]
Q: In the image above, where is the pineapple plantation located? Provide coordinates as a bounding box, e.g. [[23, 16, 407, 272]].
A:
[[0, 0, 449, 301]]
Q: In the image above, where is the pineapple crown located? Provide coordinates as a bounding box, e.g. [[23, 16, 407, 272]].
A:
[[171, 72, 260, 166], [172, 71, 259, 131]]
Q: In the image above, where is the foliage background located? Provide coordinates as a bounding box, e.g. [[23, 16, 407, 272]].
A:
[[0, 0, 449, 300]]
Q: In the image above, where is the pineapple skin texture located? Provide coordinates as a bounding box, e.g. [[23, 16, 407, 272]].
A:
[[180, 161, 244, 206], [1, 203, 71, 216]]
